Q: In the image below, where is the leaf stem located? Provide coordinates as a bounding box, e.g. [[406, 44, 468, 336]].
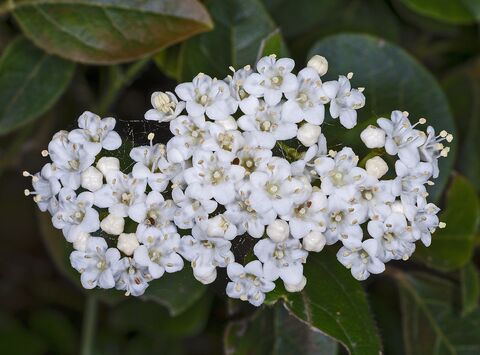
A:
[[96, 57, 150, 115], [80, 294, 98, 355]]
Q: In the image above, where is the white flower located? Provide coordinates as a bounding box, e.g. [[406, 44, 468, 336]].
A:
[[175, 73, 237, 120], [72, 232, 90, 252], [367, 213, 416, 262], [203, 121, 245, 156], [81, 166, 103, 192], [115, 258, 151, 296], [94, 171, 146, 218], [180, 226, 234, 284], [282, 67, 326, 125], [235, 145, 272, 175], [266, 219, 290, 243], [68, 111, 121, 155], [145, 91, 185, 122], [70, 237, 121, 289], [377, 111, 426, 167], [27, 163, 61, 214], [365, 156, 388, 179], [183, 150, 245, 205], [134, 225, 184, 279], [239, 101, 297, 149], [307, 55, 328, 76], [48, 131, 95, 189], [244, 56, 298, 105], [172, 186, 217, 229], [206, 214, 238, 240], [96, 157, 120, 176], [418, 126, 452, 178], [411, 201, 441, 247], [360, 125, 386, 148], [52, 188, 99, 242], [322, 75, 365, 129], [281, 190, 327, 239], [302, 230, 326, 252], [227, 66, 259, 114], [100, 213, 125, 235], [130, 143, 170, 192], [355, 176, 395, 219], [297, 123, 322, 147], [117, 233, 140, 256], [167, 115, 210, 162], [254, 237, 308, 285], [226, 261, 275, 306], [337, 239, 385, 281], [129, 191, 175, 237]]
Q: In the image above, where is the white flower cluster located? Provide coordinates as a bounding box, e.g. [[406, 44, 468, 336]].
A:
[[25, 55, 450, 306]]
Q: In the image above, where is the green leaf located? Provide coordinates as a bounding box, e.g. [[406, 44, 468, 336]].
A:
[[443, 70, 480, 194], [0, 313, 47, 355], [154, 45, 182, 80], [256, 28, 289, 61], [175, 0, 277, 81], [415, 176, 480, 271], [224, 303, 337, 355], [0, 36, 74, 135], [308, 33, 456, 202], [11, 0, 213, 64], [462, 0, 480, 21], [399, 0, 476, 25], [266, 249, 381, 355], [142, 266, 206, 316], [461, 262, 480, 315], [396, 271, 480, 354]]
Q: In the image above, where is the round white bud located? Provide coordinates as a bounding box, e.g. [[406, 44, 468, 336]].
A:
[[302, 230, 326, 252], [117, 233, 139, 256], [266, 219, 290, 243], [297, 123, 322, 147], [307, 55, 328, 76], [360, 125, 386, 148], [194, 269, 217, 285], [284, 276, 307, 292], [96, 157, 120, 176], [391, 201, 404, 214], [217, 116, 237, 130], [100, 214, 125, 235], [81, 166, 103, 192], [73, 232, 90, 252], [365, 156, 389, 179]]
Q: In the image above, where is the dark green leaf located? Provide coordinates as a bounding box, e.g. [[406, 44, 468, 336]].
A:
[[142, 266, 206, 316], [0, 313, 46, 355], [415, 176, 480, 271], [443, 70, 480, 194], [176, 0, 276, 81], [461, 262, 480, 315], [396, 271, 480, 354], [399, 0, 476, 25], [224, 303, 337, 355], [154, 45, 182, 80], [0, 36, 74, 135], [308, 34, 456, 202], [11, 0, 213, 64], [256, 28, 289, 61], [266, 249, 381, 355], [462, 0, 480, 21]]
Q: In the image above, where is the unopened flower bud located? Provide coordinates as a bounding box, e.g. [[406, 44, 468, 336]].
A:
[[267, 219, 290, 243], [96, 157, 120, 176], [81, 166, 103, 192], [117, 233, 139, 256], [391, 201, 404, 214], [73, 232, 90, 252], [307, 55, 328, 76], [365, 156, 388, 179], [194, 269, 217, 285], [360, 125, 386, 148], [284, 276, 307, 292], [302, 230, 326, 252], [100, 214, 124, 235], [297, 123, 321, 147]]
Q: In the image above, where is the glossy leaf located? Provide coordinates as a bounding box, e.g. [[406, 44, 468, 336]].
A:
[[256, 28, 289, 61], [308, 34, 456, 202], [397, 271, 480, 354], [11, 0, 213, 64], [224, 303, 337, 355], [0, 37, 74, 135], [266, 249, 382, 355], [399, 0, 476, 25], [175, 0, 276, 81], [461, 262, 480, 316], [415, 176, 480, 271]]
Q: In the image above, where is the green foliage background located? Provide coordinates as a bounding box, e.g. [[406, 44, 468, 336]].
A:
[[0, 0, 479, 354]]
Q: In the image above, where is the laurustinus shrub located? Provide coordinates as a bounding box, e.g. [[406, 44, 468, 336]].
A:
[[24, 54, 451, 307]]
